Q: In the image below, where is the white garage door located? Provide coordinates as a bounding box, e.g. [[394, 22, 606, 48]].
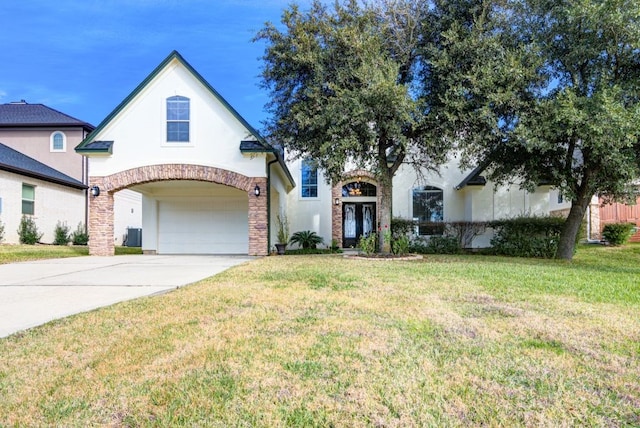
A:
[[158, 196, 248, 254]]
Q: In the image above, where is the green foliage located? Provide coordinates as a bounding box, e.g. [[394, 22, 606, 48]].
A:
[[256, 0, 450, 242], [446, 221, 488, 249], [276, 213, 289, 244], [489, 216, 565, 258], [330, 238, 340, 252], [53, 221, 71, 246], [289, 230, 324, 249], [392, 234, 411, 255], [411, 236, 461, 255], [17, 215, 42, 245], [0, 218, 5, 243], [427, 0, 640, 259], [602, 223, 636, 246], [358, 233, 377, 256], [71, 223, 89, 246], [391, 217, 414, 239]]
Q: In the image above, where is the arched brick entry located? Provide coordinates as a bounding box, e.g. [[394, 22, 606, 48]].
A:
[[88, 164, 267, 256], [331, 170, 382, 248]]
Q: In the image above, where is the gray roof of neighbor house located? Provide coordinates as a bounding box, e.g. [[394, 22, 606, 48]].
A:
[[0, 101, 94, 131], [0, 142, 86, 189]]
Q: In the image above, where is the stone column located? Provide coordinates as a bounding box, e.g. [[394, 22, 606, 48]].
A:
[[331, 181, 343, 248], [248, 177, 268, 256], [88, 178, 115, 256]]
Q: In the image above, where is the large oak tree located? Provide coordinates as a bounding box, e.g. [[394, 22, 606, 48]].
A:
[[255, 0, 448, 251], [427, 0, 640, 259]]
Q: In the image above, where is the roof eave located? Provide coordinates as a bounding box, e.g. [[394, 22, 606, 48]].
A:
[[0, 164, 87, 190]]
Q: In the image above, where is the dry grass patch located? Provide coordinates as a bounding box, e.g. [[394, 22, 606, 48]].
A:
[[1, 246, 639, 426]]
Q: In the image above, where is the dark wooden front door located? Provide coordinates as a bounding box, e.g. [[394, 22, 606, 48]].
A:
[[342, 203, 376, 248]]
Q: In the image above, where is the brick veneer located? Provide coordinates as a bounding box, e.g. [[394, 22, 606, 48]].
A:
[[88, 164, 268, 256], [331, 170, 382, 248]]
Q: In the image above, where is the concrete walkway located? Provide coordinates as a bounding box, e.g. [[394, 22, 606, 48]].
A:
[[0, 255, 253, 338]]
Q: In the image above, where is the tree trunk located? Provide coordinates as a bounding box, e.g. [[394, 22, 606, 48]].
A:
[[556, 195, 591, 260], [378, 173, 393, 253]]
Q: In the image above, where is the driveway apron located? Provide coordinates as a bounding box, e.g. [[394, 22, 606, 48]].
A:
[[0, 255, 253, 338]]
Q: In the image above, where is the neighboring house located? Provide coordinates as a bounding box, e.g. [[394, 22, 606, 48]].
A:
[[0, 101, 141, 245], [0, 143, 86, 243], [77, 50, 573, 256]]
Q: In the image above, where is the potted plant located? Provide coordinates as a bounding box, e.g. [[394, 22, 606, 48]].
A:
[[275, 213, 289, 255]]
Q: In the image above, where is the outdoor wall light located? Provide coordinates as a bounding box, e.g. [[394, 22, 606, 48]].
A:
[[254, 184, 261, 197], [90, 185, 100, 197], [334, 197, 341, 205]]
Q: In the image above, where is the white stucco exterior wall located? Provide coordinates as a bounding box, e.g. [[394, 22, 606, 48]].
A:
[[285, 158, 333, 245], [0, 170, 85, 244], [113, 189, 143, 245], [88, 59, 265, 180]]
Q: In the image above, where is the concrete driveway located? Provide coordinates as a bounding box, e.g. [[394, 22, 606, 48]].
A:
[[0, 255, 253, 338]]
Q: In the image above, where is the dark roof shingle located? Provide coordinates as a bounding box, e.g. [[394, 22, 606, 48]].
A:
[[0, 102, 94, 130]]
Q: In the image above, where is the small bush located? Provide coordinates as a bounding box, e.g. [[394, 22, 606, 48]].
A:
[[392, 234, 411, 255], [0, 218, 5, 243], [489, 215, 564, 258], [358, 233, 377, 255], [602, 223, 636, 246], [290, 230, 324, 249], [71, 223, 89, 246], [53, 221, 71, 246], [17, 215, 43, 245]]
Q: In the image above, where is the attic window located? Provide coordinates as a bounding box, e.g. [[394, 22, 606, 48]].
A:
[[166, 96, 190, 142]]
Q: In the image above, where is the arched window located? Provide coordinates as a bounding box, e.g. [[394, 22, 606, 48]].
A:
[[167, 96, 190, 142], [50, 131, 66, 152], [412, 186, 444, 235], [342, 181, 376, 197]]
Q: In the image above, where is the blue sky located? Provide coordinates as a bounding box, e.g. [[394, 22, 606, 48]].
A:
[[0, 0, 311, 130]]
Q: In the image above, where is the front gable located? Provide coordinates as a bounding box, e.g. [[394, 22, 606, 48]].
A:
[[76, 51, 288, 182]]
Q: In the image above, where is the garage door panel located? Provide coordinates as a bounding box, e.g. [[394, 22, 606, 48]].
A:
[[158, 196, 248, 254]]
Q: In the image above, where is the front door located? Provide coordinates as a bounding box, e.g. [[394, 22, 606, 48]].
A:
[[343, 203, 376, 248]]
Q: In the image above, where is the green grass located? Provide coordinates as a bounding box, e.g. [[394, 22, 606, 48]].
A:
[[0, 243, 638, 426], [0, 244, 142, 264]]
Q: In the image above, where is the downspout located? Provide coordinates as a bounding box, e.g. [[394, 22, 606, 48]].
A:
[[267, 157, 279, 253], [82, 129, 89, 234]]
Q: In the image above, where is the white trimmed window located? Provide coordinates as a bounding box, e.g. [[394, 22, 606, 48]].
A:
[[166, 96, 190, 142], [301, 159, 318, 198], [412, 186, 444, 235], [50, 131, 66, 152], [22, 184, 35, 215]]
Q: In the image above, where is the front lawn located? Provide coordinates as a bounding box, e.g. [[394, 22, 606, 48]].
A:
[[0, 244, 638, 426], [0, 245, 143, 264]]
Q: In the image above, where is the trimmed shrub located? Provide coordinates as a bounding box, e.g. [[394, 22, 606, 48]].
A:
[[410, 236, 461, 254], [53, 221, 71, 246], [71, 222, 89, 245], [447, 221, 488, 248], [489, 215, 564, 258], [17, 215, 43, 245], [602, 222, 636, 246], [391, 217, 415, 239]]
